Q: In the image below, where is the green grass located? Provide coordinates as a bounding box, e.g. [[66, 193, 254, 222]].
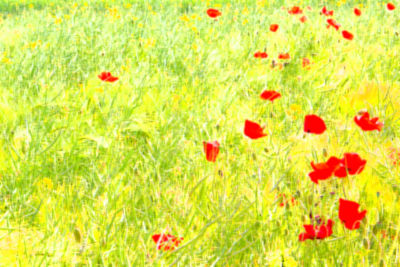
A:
[[0, 0, 399, 265]]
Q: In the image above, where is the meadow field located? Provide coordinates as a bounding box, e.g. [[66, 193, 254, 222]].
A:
[[0, 0, 399, 265]]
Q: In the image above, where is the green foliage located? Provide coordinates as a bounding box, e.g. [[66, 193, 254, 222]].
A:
[[0, 0, 399, 265]]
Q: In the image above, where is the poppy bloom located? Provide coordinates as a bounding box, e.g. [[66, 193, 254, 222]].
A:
[[342, 30, 354, 40], [327, 19, 341, 31], [203, 141, 220, 162], [299, 16, 307, 23], [308, 157, 342, 184], [278, 53, 290, 60], [244, 120, 267, 139], [270, 24, 279, 32], [334, 153, 367, 177], [354, 111, 383, 131], [309, 153, 366, 183], [277, 193, 297, 207], [254, 51, 268, 58], [288, 6, 303, 15], [152, 233, 183, 251], [98, 72, 118, 82], [304, 115, 326, 134], [299, 219, 334, 241], [389, 148, 400, 165], [207, 8, 221, 18], [260, 90, 281, 102], [354, 8, 362, 16], [277, 193, 287, 207], [341, 153, 367, 176], [321, 6, 334, 16], [339, 199, 367, 230], [302, 58, 311, 68], [387, 3, 395, 11], [380, 230, 396, 240]]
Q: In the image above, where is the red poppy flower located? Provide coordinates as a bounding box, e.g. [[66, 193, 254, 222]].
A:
[[308, 156, 342, 184], [207, 8, 221, 18], [339, 199, 367, 230], [354, 111, 383, 131], [278, 53, 290, 60], [288, 6, 303, 15], [299, 219, 334, 241], [299, 16, 307, 23], [98, 72, 119, 82], [244, 120, 267, 139], [260, 90, 281, 102], [203, 141, 220, 162], [332, 153, 367, 178], [152, 233, 183, 251], [254, 51, 268, 58], [309, 153, 366, 183], [302, 58, 310, 68], [304, 115, 326, 134], [387, 3, 396, 11], [333, 164, 347, 178], [277, 193, 286, 207], [321, 6, 334, 16], [277, 193, 297, 207], [270, 24, 279, 32], [327, 19, 341, 31], [342, 30, 354, 40], [354, 8, 362, 16], [342, 153, 367, 176], [389, 148, 400, 165]]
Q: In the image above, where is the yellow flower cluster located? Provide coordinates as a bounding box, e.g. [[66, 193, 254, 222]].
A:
[[107, 7, 121, 20]]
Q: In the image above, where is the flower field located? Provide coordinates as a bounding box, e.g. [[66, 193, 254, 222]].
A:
[[0, 0, 399, 265]]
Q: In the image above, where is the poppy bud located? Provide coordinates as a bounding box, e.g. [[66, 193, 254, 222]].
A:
[[323, 148, 328, 157]]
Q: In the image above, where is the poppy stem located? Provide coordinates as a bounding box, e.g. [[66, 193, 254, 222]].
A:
[[213, 160, 218, 186], [341, 179, 347, 199]]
